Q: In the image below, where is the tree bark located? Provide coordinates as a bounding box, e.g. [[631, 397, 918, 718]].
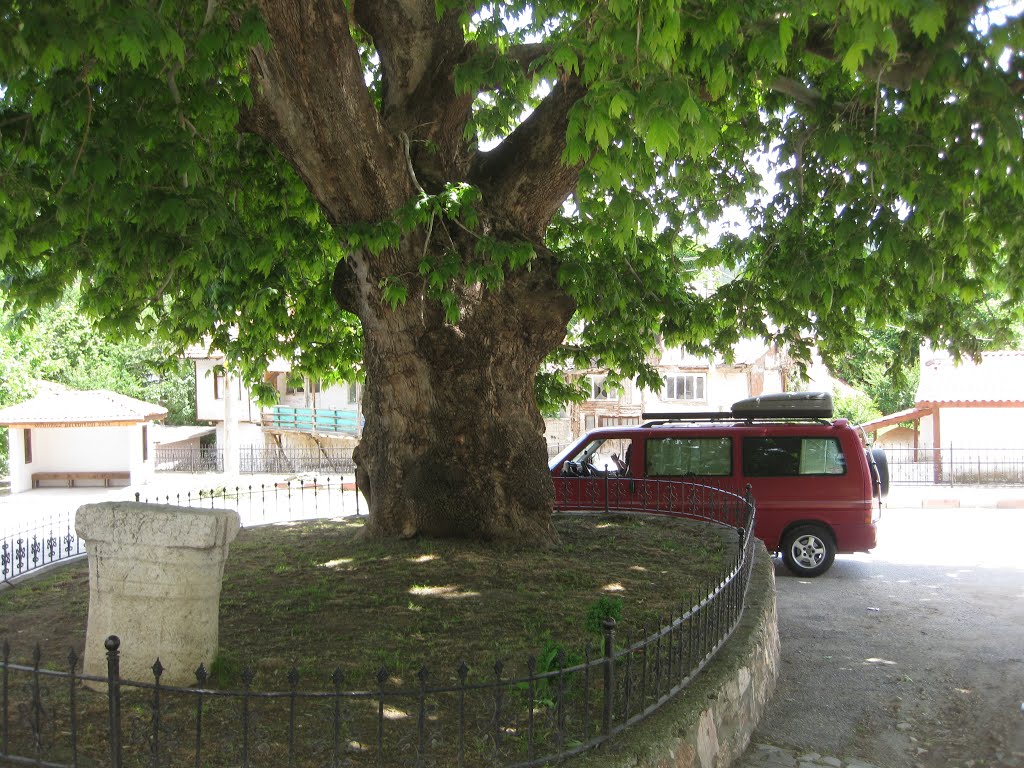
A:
[[244, 0, 586, 543], [336, 243, 575, 544]]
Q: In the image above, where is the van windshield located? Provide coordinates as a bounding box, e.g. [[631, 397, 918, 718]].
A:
[[565, 437, 633, 475]]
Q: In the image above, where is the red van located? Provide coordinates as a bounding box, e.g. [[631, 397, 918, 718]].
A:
[[550, 393, 888, 576]]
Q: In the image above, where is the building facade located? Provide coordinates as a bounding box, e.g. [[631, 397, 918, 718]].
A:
[[545, 339, 833, 449]]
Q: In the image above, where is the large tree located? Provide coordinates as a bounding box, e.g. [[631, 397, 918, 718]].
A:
[[2, 1, 1022, 542]]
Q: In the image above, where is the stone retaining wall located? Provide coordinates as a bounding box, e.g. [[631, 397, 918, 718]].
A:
[[572, 544, 780, 768]]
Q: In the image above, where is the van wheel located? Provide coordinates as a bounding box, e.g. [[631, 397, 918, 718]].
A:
[[781, 525, 836, 577]]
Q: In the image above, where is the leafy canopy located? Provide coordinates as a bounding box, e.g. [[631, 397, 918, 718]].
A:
[[1, 1, 1023, 403]]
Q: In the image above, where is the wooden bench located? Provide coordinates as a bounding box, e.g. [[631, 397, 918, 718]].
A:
[[32, 471, 131, 489]]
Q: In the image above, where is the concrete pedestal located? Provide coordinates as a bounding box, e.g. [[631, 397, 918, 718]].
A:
[[76, 502, 240, 686]]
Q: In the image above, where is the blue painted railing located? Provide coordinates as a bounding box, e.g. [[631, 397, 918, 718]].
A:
[[263, 406, 360, 435]]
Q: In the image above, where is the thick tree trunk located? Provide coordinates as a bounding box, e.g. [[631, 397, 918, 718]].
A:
[[243, 0, 585, 542], [336, 245, 575, 544]]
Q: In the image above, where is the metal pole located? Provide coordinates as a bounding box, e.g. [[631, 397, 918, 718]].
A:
[[602, 617, 616, 735], [105, 636, 123, 768]]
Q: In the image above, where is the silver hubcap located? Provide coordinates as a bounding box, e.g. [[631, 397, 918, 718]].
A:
[[790, 534, 827, 569]]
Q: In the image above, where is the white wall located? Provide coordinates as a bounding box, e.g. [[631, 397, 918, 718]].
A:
[[314, 382, 360, 410], [874, 426, 917, 450], [215, 421, 267, 450], [7, 424, 156, 493], [641, 367, 752, 412], [923, 407, 1024, 450], [194, 359, 258, 423]]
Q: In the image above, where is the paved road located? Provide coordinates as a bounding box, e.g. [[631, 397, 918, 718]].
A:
[[736, 506, 1024, 768]]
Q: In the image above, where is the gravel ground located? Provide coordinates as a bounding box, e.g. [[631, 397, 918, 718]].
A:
[[736, 504, 1024, 768]]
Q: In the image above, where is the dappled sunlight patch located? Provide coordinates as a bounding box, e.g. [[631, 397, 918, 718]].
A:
[[320, 557, 354, 569], [409, 554, 438, 564], [383, 705, 410, 721], [408, 584, 481, 599], [602, 582, 625, 592], [865, 657, 898, 666], [596, 523, 616, 529], [629, 565, 648, 572]]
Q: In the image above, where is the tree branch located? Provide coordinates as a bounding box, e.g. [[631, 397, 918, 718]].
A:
[[770, 76, 822, 107], [352, 0, 474, 183], [240, 0, 410, 224], [470, 75, 589, 239], [505, 42, 554, 72]]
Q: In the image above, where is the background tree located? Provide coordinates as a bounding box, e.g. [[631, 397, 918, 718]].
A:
[[2, 1, 1022, 542], [829, 325, 921, 416], [0, 287, 196, 473]]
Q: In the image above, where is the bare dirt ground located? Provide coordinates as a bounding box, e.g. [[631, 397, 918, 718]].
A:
[[738, 505, 1024, 768]]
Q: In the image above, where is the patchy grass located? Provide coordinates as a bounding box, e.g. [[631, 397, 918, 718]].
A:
[[2, 514, 730, 686], [0, 513, 737, 767]]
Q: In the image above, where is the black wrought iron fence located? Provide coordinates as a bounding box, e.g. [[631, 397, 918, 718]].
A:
[[238, 447, 355, 475], [1, 480, 364, 585], [0, 482, 756, 768], [154, 447, 224, 473], [134, 477, 365, 521], [1, 514, 85, 585], [885, 446, 1024, 486], [152, 447, 357, 475]]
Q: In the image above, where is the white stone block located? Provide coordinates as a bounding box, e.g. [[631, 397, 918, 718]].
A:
[[76, 502, 240, 687]]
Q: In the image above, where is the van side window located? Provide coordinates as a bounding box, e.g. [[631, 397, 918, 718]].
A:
[[646, 437, 731, 476], [743, 437, 846, 476]]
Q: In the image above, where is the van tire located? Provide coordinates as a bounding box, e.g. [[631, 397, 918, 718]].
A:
[[870, 448, 890, 498], [781, 525, 836, 577]]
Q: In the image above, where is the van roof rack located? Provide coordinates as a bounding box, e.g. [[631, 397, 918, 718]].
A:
[[641, 392, 834, 426]]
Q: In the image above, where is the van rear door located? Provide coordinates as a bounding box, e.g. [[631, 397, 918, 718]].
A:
[[740, 432, 869, 551]]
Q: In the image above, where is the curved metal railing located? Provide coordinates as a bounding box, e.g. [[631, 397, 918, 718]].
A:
[[1, 479, 756, 767]]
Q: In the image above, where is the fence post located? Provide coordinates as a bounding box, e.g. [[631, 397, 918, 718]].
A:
[[744, 484, 754, 531], [105, 636, 123, 768], [602, 617, 616, 735]]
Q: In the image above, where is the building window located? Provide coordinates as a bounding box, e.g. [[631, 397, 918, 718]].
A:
[[214, 372, 225, 400], [664, 373, 706, 401], [584, 414, 596, 432], [347, 382, 359, 405], [588, 376, 618, 401], [598, 416, 639, 427], [286, 376, 305, 395], [24, 429, 32, 464], [142, 425, 149, 461]]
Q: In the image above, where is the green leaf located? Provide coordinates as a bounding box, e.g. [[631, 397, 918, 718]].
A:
[[678, 97, 701, 124], [552, 45, 579, 75], [609, 92, 631, 119], [779, 18, 794, 56], [910, 2, 946, 42]]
